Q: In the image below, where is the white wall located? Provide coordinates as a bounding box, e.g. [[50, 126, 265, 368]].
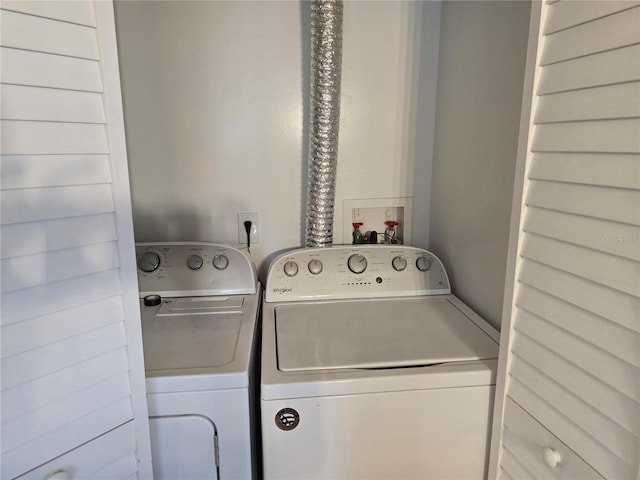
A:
[[113, 0, 441, 274], [429, 1, 531, 329]]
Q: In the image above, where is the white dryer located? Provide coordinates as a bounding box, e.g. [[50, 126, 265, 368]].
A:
[[136, 242, 260, 480], [261, 245, 499, 479]]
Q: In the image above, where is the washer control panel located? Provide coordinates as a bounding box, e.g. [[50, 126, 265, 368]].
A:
[[136, 242, 257, 297], [265, 245, 450, 302]]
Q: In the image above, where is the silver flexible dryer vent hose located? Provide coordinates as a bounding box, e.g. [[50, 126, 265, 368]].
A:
[[305, 0, 344, 247]]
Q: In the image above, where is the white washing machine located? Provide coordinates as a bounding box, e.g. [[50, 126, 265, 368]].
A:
[[261, 245, 500, 479], [136, 242, 260, 480]]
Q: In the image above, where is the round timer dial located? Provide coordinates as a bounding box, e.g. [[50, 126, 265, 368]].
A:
[[138, 252, 161, 273], [348, 254, 367, 274]]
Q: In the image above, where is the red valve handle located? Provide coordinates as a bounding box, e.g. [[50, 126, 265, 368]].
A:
[[353, 222, 364, 228], [385, 221, 399, 227]]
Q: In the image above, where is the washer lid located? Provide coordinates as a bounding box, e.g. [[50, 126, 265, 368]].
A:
[[274, 298, 498, 372]]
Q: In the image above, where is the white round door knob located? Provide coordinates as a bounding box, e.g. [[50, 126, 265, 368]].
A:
[[543, 447, 561, 469], [45, 470, 71, 480]]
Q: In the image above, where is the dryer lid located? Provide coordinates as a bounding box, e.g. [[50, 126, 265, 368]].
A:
[[274, 298, 498, 372], [156, 295, 244, 315], [141, 300, 243, 373]]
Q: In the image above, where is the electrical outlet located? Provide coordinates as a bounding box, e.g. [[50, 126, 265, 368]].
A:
[[237, 212, 259, 245]]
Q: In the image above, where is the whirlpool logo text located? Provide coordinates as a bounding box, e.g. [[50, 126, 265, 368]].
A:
[[272, 287, 293, 294]]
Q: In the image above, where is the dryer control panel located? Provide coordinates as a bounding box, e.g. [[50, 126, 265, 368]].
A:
[[265, 245, 450, 302], [136, 242, 257, 297]]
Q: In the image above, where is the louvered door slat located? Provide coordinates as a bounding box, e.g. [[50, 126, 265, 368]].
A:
[[0, 121, 109, 155], [3, 374, 131, 453], [528, 153, 640, 189], [526, 180, 640, 225], [1, 270, 123, 326], [543, 0, 640, 35], [1, 243, 120, 293], [534, 82, 640, 123], [0, 214, 117, 258], [0, 9, 99, 59], [512, 331, 638, 437], [1, 184, 115, 225], [541, 5, 640, 65], [2, 322, 127, 390], [514, 311, 638, 400], [518, 259, 639, 332], [533, 119, 640, 153], [1, 296, 124, 358], [520, 233, 639, 295], [517, 284, 639, 365], [93, 453, 139, 480], [538, 44, 640, 94], [1, 0, 96, 26], [2, 349, 128, 422], [1, 84, 106, 123], [1, 155, 112, 190], [523, 207, 640, 260], [0, 47, 102, 91]]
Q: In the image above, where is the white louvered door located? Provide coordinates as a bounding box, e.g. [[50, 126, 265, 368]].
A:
[[490, 1, 640, 479], [1, 2, 152, 478]]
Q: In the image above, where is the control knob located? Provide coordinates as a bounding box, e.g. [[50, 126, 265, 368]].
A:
[[416, 256, 432, 272], [138, 251, 161, 273], [213, 254, 229, 270], [348, 254, 367, 274], [308, 259, 323, 275], [283, 261, 299, 277], [187, 254, 204, 270], [392, 256, 407, 271]]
